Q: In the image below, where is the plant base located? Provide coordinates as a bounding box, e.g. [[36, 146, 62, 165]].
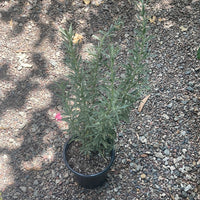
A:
[[63, 139, 115, 189]]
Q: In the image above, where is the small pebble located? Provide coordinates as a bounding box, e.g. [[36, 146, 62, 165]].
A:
[[64, 172, 69, 178], [181, 100, 188, 105], [170, 166, 176, 171], [122, 159, 126, 164], [52, 170, 56, 178], [182, 149, 187, 154], [153, 142, 160, 148], [184, 184, 192, 192], [56, 179, 60, 184], [17, 66, 23, 71], [125, 33, 129, 38], [185, 70, 191, 75], [164, 149, 170, 156], [34, 190, 38, 197], [19, 186, 27, 193], [49, 60, 57, 67], [174, 116, 179, 121], [167, 103, 173, 108], [175, 194, 180, 200], [174, 156, 182, 164], [44, 170, 50, 175], [154, 152, 164, 159], [186, 86, 194, 92], [181, 191, 188, 198], [33, 180, 39, 185], [180, 130, 186, 136], [141, 173, 146, 179], [162, 114, 169, 120], [130, 162, 134, 167], [118, 132, 123, 137], [174, 170, 180, 177], [188, 81, 195, 86], [163, 157, 169, 162], [192, 98, 197, 103], [139, 136, 147, 144]]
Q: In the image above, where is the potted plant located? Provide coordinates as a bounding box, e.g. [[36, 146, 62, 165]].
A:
[[58, 0, 150, 188]]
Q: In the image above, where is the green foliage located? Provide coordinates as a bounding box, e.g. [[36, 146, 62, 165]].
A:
[[60, 0, 151, 156], [197, 47, 200, 60]]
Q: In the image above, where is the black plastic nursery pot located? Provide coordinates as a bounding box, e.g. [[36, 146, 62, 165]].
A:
[[63, 139, 115, 189]]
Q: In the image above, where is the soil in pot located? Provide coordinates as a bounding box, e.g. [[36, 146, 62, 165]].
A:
[[66, 140, 111, 175]]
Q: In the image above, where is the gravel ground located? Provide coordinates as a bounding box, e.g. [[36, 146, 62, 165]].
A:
[[0, 0, 199, 199]]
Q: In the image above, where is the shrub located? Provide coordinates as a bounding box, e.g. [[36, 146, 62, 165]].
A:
[[59, 0, 151, 156]]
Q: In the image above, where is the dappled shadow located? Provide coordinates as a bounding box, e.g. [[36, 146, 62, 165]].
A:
[[0, 108, 64, 197], [0, 0, 123, 198], [147, 0, 200, 26], [0, 0, 72, 46], [0, 79, 38, 114], [0, 0, 25, 23], [0, 74, 69, 196], [30, 53, 48, 78], [47, 78, 70, 106], [0, 63, 10, 80], [0, 53, 48, 117], [47, 0, 69, 21], [0, 0, 199, 199], [0, 1, 75, 195], [34, 21, 56, 47]]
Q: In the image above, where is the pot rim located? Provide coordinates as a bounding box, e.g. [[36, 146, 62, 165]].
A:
[[63, 138, 115, 177]]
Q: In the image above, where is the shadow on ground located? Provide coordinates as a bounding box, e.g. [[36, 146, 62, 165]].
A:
[[0, 0, 199, 199]]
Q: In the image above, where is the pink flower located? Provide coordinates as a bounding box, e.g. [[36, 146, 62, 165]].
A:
[[55, 112, 62, 121]]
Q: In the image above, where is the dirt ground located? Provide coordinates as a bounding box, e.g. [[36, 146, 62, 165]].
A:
[[0, 0, 199, 199]]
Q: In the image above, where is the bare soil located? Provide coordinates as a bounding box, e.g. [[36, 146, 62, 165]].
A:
[[0, 0, 199, 200], [66, 140, 112, 175]]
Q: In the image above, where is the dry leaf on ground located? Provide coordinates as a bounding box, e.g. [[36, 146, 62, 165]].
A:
[[138, 95, 150, 112], [73, 33, 83, 44], [92, 0, 104, 6], [140, 154, 148, 158], [9, 19, 13, 28], [158, 18, 165, 22], [149, 16, 156, 24], [180, 26, 188, 32], [83, 0, 90, 5], [16, 49, 28, 53]]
